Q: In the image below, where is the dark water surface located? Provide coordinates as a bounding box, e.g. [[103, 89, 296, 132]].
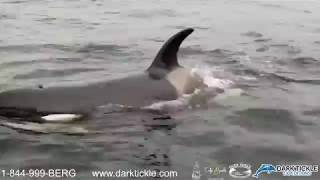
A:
[[0, 0, 320, 180]]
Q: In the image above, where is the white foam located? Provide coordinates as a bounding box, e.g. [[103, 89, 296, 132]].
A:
[[144, 66, 238, 111], [213, 88, 244, 101], [191, 66, 234, 89], [144, 95, 190, 112]]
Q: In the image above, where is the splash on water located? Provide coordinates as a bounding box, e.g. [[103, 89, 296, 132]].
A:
[[144, 65, 241, 112]]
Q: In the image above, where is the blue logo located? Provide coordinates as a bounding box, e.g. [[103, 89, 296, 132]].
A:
[[252, 164, 276, 178], [252, 164, 318, 178]]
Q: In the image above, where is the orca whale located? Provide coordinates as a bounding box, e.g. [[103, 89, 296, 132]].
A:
[[0, 28, 206, 122]]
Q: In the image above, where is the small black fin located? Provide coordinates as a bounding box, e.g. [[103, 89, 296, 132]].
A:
[[147, 28, 194, 77]]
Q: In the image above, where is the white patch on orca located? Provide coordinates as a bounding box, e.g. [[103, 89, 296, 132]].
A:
[[165, 67, 206, 96], [41, 114, 83, 123], [146, 66, 241, 112]]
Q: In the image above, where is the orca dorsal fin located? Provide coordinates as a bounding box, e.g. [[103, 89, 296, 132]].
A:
[[147, 28, 194, 78]]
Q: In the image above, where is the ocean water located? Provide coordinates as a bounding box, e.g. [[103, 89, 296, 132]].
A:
[[0, 0, 320, 179]]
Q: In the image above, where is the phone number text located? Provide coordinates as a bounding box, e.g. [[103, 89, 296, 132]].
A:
[[1, 169, 76, 178]]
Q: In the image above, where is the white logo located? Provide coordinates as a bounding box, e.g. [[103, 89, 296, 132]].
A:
[[205, 166, 227, 176], [276, 165, 318, 176], [229, 163, 252, 179], [192, 161, 201, 180]]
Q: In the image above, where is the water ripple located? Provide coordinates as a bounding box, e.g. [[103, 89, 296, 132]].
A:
[[14, 68, 105, 79], [227, 108, 298, 135]]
